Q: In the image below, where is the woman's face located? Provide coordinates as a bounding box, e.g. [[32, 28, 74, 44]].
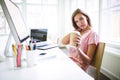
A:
[[74, 13, 88, 30]]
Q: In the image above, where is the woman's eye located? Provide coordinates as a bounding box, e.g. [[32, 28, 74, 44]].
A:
[[75, 21, 78, 23], [79, 18, 83, 21]]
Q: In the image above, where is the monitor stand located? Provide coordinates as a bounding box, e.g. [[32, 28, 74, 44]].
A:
[[4, 32, 31, 57], [4, 32, 14, 57], [0, 33, 13, 62]]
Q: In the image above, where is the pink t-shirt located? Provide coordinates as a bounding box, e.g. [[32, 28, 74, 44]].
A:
[[68, 30, 99, 71]]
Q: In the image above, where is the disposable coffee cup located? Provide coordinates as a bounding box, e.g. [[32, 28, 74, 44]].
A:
[[70, 31, 81, 47]]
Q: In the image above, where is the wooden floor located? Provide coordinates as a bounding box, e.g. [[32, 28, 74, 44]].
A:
[[98, 72, 111, 80]]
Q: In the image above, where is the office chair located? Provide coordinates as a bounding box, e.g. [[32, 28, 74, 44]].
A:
[[87, 42, 105, 80]]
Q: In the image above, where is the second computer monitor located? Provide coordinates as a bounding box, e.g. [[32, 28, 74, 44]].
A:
[[31, 29, 48, 42]]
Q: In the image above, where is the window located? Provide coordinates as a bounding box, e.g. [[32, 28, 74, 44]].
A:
[[0, 5, 9, 35], [86, 0, 99, 33], [6, 0, 58, 40], [100, 0, 120, 55], [100, 0, 120, 44]]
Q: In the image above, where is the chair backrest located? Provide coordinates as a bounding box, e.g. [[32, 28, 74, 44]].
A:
[[90, 42, 105, 80]]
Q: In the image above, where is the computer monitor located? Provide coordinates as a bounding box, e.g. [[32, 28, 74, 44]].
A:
[[0, 0, 29, 44], [0, 0, 30, 56]]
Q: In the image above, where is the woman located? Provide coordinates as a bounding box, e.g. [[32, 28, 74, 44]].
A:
[[61, 8, 99, 71]]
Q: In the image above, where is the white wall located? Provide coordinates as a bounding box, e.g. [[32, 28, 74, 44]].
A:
[[101, 46, 120, 80]]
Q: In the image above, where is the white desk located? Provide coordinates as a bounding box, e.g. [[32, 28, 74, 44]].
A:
[[0, 47, 94, 80]]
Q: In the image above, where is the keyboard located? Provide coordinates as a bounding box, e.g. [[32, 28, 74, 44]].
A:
[[36, 41, 58, 50], [36, 41, 51, 47]]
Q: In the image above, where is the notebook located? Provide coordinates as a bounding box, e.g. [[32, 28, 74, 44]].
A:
[[31, 29, 58, 50], [31, 29, 47, 42]]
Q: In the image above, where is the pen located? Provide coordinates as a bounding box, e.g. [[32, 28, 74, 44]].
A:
[[12, 44, 17, 58], [17, 44, 22, 67]]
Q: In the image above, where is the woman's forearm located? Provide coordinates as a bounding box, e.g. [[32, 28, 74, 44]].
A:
[[61, 34, 70, 45], [77, 48, 91, 64]]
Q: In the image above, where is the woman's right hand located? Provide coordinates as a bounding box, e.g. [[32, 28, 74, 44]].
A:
[[74, 33, 81, 46]]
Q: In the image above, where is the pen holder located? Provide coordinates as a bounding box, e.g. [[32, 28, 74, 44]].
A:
[[30, 43, 36, 50], [12, 44, 23, 69], [27, 40, 36, 50], [26, 51, 38, 67]]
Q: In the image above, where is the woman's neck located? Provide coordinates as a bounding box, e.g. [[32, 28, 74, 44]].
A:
[[80, 26, 91, 35]]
